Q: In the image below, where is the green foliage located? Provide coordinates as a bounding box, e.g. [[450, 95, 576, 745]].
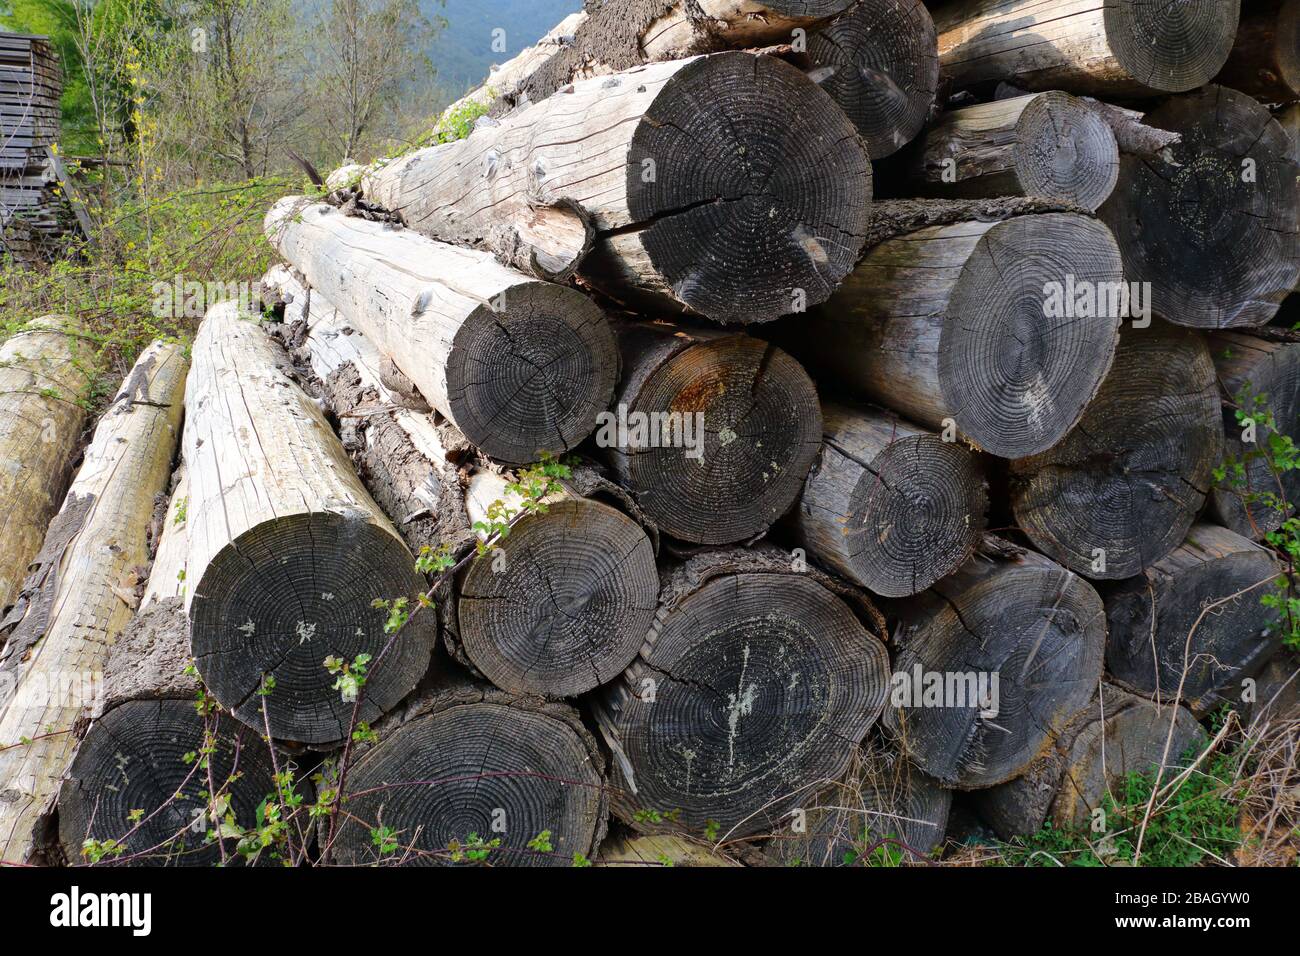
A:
[[1214, 388, 1300, 650], [1000, 745, 1243, 867], [324, 652, 372, 703], [447, 832, 499, 864]]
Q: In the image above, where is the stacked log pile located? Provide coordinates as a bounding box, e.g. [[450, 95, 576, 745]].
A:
[[0, 33, 70, 263], [4, 0, 1300, 867]]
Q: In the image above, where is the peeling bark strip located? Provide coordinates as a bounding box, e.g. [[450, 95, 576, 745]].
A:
[[596, 546, 891, 838], [331, 682, 607, 867], [265, 198, 618, 465], [297, 291, 659, 699], [361, 52, 872, 324], [184, 303, 434, 747], [1097, 86, 1300, 330], [882, 546, 1107, 789], [763, 739, 951, 865], [1216, 0, 1299, 103], [0, 316, 95, 616], [787, 401, 988, 598], [906, 92, 1118, 212], [1208, 333, 1300, 541], [790, 209, 1123, 459], [601, 318, 822, 545], [0, 341, 186, 864], [973, 684, 1207, 839], [935, 0, 1240, 97], [1011, 321, 1224, 580], [1103, 522, 1284, 719]]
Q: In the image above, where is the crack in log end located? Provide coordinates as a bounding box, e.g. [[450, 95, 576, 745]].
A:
[[618, 52, 871, 324]]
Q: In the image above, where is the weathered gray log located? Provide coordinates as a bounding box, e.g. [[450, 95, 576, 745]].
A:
[[57, 495, 301, 867], [473, 0, 936, 160], [265, 198, 618, 465], [1242, 651, 1300, 726], [1010, 320, 1224, 579], [763, 739, 952, 865], [329, 681, 607, 866], [800, 0, 938, 159], [184, 303, 435, 746], [906, 92, 1118, 211], [786, 401, 987, 597], [882, 546, 1107, 789], [359, 52, 872, 324], [935, 0, 1240, 97], [973, 684, 1207, 839], [0, 341, 186, 864], [0, 317, 94, 614], [1097, 86, 1300, 329], [596, 546, 891, 838], [790, 207, 1123, 458], [598, 318, 822, 545], [1215, 0, 1299, 103], [1103, 522, 1284, 718], [1209, 333, 1300, 540], [293, 287, 660, 699], [596, 831, 741, 867]]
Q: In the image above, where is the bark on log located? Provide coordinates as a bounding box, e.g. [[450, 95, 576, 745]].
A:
[[0, 317, 94, 613], [296, 290, 660, 699], [329, 681, 607, 866], [595, 546, 891, 839], [791, 209, 1123, 458], [1010, 320, 1224, 579], [1103, 522, 1284, 718], [600, 318, 822, 545], [359, 52, 872, 324], [972, 684, 1207, 838], [1279, 102, 1300, 163], [934, 0, 1241, 97], [882, 546, 1107, 789], [906, 92, 1118, 211], [786, 401, 988, 597], [184, 303, 435, 746], [763, 739, 952, 865], [265, 198, 618, 465], [1208, 333, 1300, 540], [1097, 86, 1300, 329], [1215, 0, 1299, 104], [0, 341, 186, 864]]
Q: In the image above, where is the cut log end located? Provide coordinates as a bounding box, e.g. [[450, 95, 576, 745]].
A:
[[58, 701, 282, 866], [885, 550, 1107, 789], [1012, 93, 1118, 210], [806, 0, 939, 160], [1104, 523, 1284, 717], [333, 694, 606, 867], [791, 403, 987, 598], [456, 498, 658, 698], [189, 512, 434, 745], [940, 213, 1122, 458], [1012, 321, 1224, 579], [1102, 0, 1240, 93], [617, 51, 872, 324], [447, 282, 618, 464], [609, 334, 823, 545], [1099, 86, 1300, 330], [605, 570, 890, 837]]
